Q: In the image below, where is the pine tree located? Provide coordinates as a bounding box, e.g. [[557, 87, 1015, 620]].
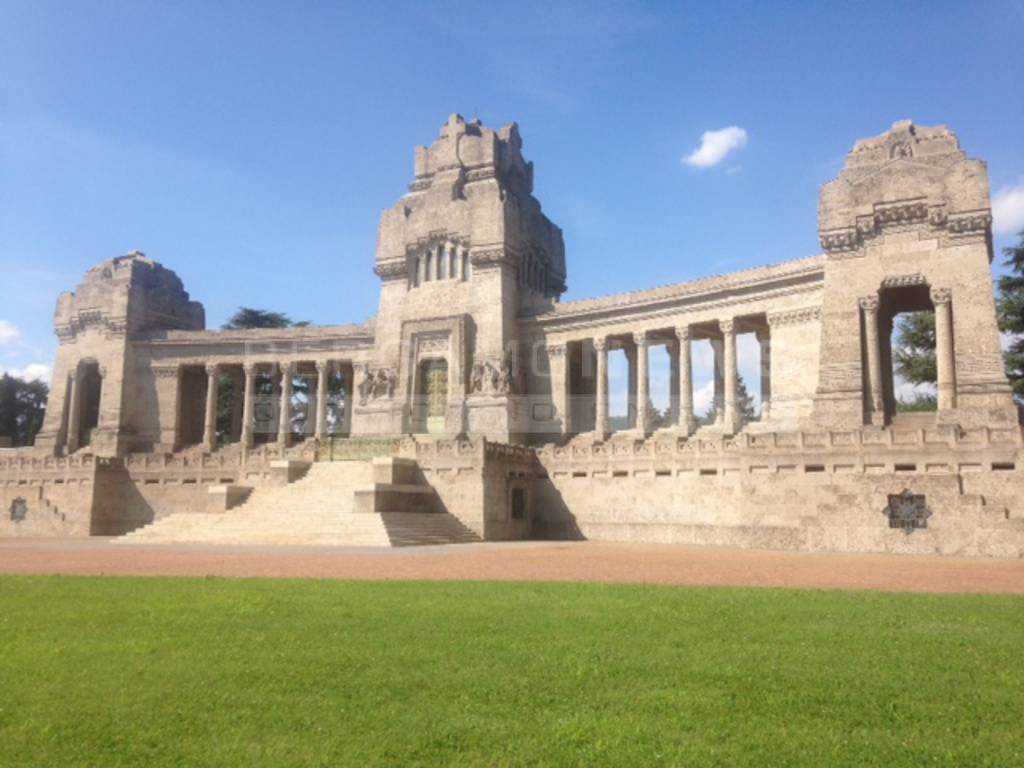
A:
[[997, 230, 1024, 400], [222, 307, 308, 329], [893, 311, 936, 386]]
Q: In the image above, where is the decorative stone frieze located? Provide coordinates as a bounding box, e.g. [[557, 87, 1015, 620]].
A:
[[766, 307, 821, 327]]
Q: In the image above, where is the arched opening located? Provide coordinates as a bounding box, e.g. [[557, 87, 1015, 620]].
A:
[[77, 362, 102, 448], [879, 284, 937, 423], [415, 358, 448, 434]]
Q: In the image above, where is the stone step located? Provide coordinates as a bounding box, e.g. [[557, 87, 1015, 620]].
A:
[[120, 457, 479, 547]]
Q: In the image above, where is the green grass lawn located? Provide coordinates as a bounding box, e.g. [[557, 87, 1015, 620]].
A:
[[1, 577, 1022, 767]]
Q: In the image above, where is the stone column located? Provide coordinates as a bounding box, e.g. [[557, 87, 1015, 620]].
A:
[[675, 326, 697, 434], [277, 363, 293, 448], [595, 338, 609, 439], [66, 368, 81, 454], [931, 287, 957, 412], [721, 319, 739, 433], [757, 329, 771, 420], [634, 331, 651, 435], [859, 296, 884, 424], [203, 363, 219, 451], [241, 363, 256, 448], [315, 360, 330, 441]]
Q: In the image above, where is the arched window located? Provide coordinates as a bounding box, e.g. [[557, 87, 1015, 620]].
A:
[[437, 246, 446, 279], [425, 251, 433, 281]]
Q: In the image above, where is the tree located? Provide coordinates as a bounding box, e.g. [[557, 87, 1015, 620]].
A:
[[997, 230, 1024, 400], [222, 307, 309, 330], [893, 311, 936, 386], [216, 308, 309, 443], [697, 374, 757, 426], [0, 374, 48, 446]]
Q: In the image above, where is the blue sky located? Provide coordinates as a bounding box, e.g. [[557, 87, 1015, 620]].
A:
[[2, 0, 1023, 410]]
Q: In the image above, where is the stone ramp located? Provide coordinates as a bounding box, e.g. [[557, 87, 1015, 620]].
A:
[[119, 460, 481, 547]]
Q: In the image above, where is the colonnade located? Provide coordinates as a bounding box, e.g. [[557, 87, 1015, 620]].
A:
[[555, 318, 771, 439], [410, 243, 470, 287], [192, 360, 350, 451]]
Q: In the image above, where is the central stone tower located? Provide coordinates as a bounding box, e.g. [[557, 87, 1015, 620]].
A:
[[357, 114, 566, 440]]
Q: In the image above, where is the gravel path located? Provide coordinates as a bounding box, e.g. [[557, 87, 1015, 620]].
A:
[[1, 538, 1022, 594]]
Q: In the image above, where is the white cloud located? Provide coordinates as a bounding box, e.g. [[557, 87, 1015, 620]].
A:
[[692, 379, 715, 416], [993, 184, 1024, 236], [0, 320, 20, 348], [1, 363, 52, 384], [683, 126, 748, 168]]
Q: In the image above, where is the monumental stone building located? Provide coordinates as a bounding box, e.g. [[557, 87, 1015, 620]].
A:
[[2, 115, 1022, 556]]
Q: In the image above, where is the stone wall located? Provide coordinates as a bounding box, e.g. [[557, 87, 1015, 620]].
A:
[[402, 437, 539, 540], [533, 427, 1024, 557]]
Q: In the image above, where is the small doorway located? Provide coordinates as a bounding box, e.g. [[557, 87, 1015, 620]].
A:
[[416, 359, 448, 434], [78, 362, 102, 448]]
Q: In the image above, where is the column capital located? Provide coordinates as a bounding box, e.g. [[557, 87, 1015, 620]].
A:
[[858, 295, 879, 312], [719, 318, 736, 335], [674, 325, 691, 342], [68, 368, 78, 382], [242, 362, 257, 376], [205, 362, 219, 377], [545, 343, 566, 357], [593, 337, 608, 353], [315, 360, 331, 373], [632, 331, 649, 347], [930, 286, 952, 305], [279, 361, 295, 377]]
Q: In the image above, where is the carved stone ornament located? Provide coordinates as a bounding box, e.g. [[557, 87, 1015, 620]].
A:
[[545, 343, 566, 358], [357, 366, 397, 405], [767, 308, 821, 327], [858, 295, 880, 312], [374, 259, 408, 280], [930, 286, 953, 305], [470, 357, 515, 396], [884, 489, 930, 534]]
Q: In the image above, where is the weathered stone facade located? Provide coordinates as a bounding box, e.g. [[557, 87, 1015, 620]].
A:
[[3, 115, 1022, 556]]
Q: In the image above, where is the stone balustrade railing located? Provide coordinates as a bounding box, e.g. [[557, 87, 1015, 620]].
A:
[[533, 426, 1023, 477]]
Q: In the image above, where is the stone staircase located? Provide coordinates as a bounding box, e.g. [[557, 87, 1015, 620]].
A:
[[119, 458, 481, 547]]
